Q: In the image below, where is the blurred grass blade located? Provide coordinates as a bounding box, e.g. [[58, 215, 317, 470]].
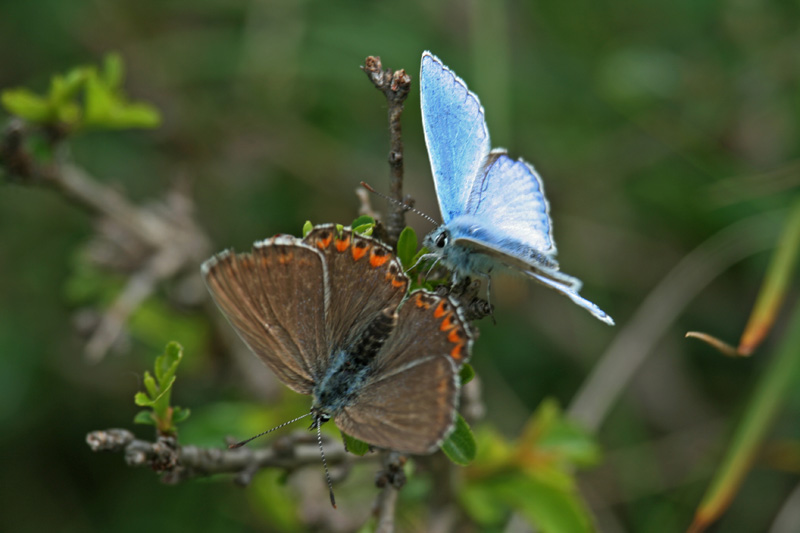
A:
[[684, 331, 739, 357], [685, 198, 800, 358], [737, 197, 800, 355], [689, 303, 800, 532]]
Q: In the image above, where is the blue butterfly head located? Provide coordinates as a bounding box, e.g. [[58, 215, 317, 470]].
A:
[[422, 225, 448, 255], [421, 218, 509, 283]]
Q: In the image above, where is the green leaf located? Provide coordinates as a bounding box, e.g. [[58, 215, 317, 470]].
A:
[[1, 89, 52, 121], [134, 410, 155, 425], [142, 371, 158, 399], [83, 68, 160, 130], [302, 220, 313, 238], [396, 226, 418, 269], [342, 432, 370, 456], [352, 223, 374, 236], [351, 215, 375, 236], [351, 215, 375, 228], [109, 102, 161, 129], [496, 476, 595, 533], [155, 341, 183, 385], [172, 406, 191, 424], [460, 482, 509, 525], [50, 68, 88, 104], [538, 419, 602, 468], [54, 102, 81, 126], [153, 376, 176, 404], [251, 469, 303, 531], [335, 223, 344, 236], [459, 363, 475, 385], [441, 413, 476, 465], [83, 69, 113, 126], [138, 373, 174, 409], [102, 53, 124, 89], [521, 398, 601, 468], [134, 391, 154, 407]]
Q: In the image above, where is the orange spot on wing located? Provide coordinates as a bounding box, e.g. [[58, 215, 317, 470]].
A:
[[386, 272, 406, 288], [277, 252, 293, 264], [369, 251, 389, 268], [450, 344, 464, 360], [439, 315, 454, 331], [415, 294, 430, 309], [448, 328, 463, 343], [335, 235, 350, 252], [316, 233, 333, 249], [352, 244, 367, 261], [433, 300, 448, 319]]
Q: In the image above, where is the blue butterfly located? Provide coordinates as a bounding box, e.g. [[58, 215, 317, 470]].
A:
[[419, 51, 614, 325]]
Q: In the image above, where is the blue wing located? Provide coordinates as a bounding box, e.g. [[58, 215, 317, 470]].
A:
[[420, 51, 491, 224], [524, 268, 615, 325], [464, 153, 556, 255]]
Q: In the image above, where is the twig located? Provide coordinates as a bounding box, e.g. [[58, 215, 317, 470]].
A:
[[568, 211, 782, 431], [86, 428, 353, 484], [375, 487, 398, 533], [1, 122, 210, 361], [373, 451, 407, 533], [85, 246, 187, 361], [362, 55, 411, 247]]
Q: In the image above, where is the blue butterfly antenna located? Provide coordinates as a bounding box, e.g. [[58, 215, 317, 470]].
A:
[[316, 418, 337, 509], [227, 412, 311, 448], [360, 181, 439, 226]]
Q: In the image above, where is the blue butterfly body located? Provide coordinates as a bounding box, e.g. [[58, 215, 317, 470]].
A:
[[419, 51, 614, 325]]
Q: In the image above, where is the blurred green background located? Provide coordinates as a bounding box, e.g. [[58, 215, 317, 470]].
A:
[[1, 0, 799, 532]]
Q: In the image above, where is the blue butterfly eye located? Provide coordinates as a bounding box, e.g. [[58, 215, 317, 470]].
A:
[[434, 232, 448, 248]]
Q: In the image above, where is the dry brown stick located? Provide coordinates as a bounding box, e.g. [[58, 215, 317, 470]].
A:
[[375, 487, 398, 533], [86, 428, 354, 485], [362, 55, 412, 247], [372, 451, 407, 533], [2, 121, 211, 361]]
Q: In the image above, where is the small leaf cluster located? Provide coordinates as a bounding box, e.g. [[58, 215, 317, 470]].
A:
[[396, 226, 441, 291], [460, 399, 601, 532], [134, 342, 191, 436], [1, 53, 160, 132]]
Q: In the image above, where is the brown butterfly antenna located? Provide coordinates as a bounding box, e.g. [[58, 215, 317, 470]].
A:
[[227, 412, 311, 449], [229, 412, 337, 509], [360, 181, 439, 226]]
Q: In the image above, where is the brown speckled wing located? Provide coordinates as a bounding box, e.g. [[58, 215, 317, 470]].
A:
[[303, 225, 409, 351], [201, 235, 328, 394], [335, 291, 473, 454]]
